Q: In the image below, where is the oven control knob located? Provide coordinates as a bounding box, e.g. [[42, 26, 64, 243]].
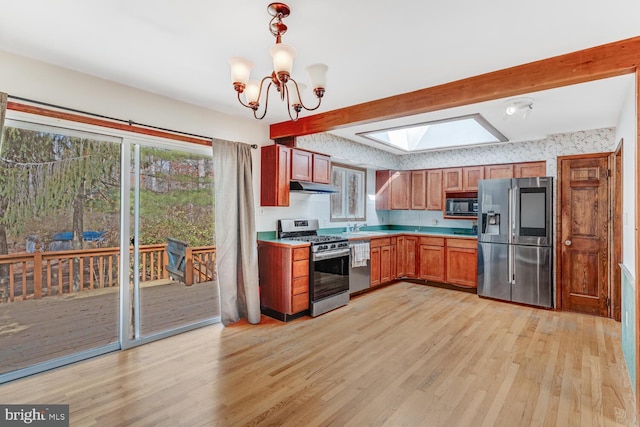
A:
[[318, 245, 327, 250]]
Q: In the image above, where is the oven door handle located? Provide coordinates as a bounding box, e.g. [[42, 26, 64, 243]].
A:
[[312, 248, 351, 261]]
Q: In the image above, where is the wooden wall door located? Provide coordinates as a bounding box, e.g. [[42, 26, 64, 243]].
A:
[[559, 154, 610, 316]]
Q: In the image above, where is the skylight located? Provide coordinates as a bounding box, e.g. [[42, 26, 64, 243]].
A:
[[357, 113, 507, 152]]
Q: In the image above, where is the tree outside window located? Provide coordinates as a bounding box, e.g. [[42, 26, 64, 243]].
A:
[[330, 164, 366, 222]]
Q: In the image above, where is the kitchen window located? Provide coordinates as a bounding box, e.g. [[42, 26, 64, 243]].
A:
[[330, 164, 366, 222]]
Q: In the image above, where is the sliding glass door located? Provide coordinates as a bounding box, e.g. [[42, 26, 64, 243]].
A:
[[127, 142, 219, 342], [0, 118, 220, 382], [0, 120, 121, 380]]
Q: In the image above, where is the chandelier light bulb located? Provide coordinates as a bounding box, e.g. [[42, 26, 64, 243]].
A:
[[228, 57, 254, 92]]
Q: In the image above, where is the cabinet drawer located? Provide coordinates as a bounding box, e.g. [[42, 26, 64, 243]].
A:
[[292, 293, 309, 313], [370, 237, 391, 248], [292, 276, 308, 295], [293, 247, 309, 261], [292, 259, 309, 278], [420, 237, 445, 246], [446, 238, 477, 249]]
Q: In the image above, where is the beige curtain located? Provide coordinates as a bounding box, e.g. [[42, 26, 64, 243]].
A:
[[212, 139, 261, 325]]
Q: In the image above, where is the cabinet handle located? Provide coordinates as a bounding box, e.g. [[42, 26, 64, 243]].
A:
[[564, 240, 572, 246]]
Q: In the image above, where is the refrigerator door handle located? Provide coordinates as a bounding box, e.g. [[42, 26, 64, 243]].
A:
[[508, 245, 514, 285]]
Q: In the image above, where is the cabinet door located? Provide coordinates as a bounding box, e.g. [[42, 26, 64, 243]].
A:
[[411, 170, 427, 210], [376, 170, 392, 210], [514, 161, 546, 178], [404, 236, 419, 278], [390, 171, 411, 210], [260, 144, 290, 207], [426, 169, 443, 210], [396, 236, 405, 278], [484, 164, 514, 179], [370, 246, 381, 287], [443, 168, 463, 192], [312, 153, 331, 184], [380, 245, 392, 284], [462, 166, 484, 191], [390, 243, 397, 280], [446, 247, 478, 287], [291, 148, 313, 181], [419, 245, 445, 282]]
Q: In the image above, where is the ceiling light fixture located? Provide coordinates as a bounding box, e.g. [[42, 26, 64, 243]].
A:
[[504, 97, 534, 119], [228, 3, 328, 121]]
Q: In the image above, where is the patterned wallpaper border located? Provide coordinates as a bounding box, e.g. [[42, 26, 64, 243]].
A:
[[298, 127, 617, 175]]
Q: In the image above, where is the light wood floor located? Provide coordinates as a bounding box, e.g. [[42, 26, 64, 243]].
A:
[[0, 282, 635, 426]]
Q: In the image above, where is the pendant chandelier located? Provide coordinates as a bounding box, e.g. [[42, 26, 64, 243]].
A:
[[228, 3, 328, 121]]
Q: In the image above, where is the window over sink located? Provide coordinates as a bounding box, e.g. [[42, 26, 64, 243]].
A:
[[330, 164, 366, 222]]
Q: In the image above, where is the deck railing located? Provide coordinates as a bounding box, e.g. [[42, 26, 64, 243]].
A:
[[0, 244, 216, 303]]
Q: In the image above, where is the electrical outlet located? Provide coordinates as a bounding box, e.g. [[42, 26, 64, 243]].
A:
[[432, 219, 438, 226], [259, 207, 265, 216]]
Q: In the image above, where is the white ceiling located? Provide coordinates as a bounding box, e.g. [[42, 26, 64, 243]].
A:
[[0, 1, 638, 153]]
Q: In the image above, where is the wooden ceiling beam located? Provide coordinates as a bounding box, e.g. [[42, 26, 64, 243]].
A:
[[269, 35, 640, 140]]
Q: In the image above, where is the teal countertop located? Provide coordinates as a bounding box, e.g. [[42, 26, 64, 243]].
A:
[[257, 225, 478, 243]]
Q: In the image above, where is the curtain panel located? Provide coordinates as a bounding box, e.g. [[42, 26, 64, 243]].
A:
[[212, 139, 261, 325]]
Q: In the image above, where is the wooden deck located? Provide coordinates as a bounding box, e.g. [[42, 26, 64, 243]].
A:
[[0, 281, 635, 426], [0, 279, 219, 375]]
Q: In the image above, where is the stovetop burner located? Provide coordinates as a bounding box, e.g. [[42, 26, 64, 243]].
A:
[[278, 219, 348, 253], [287, 235, 345, 244]]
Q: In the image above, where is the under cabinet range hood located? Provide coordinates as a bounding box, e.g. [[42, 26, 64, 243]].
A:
[[289, 181, 339, 194]]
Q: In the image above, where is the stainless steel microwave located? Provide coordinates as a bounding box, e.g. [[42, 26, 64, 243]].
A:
[[445, 197, 478, 217]]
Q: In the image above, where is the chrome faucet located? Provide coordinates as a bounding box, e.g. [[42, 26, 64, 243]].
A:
[[353, 223, 367, 232]]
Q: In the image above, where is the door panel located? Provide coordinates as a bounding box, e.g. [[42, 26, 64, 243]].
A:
[[559, 155, 609, 316], [477, 242, 510, 301], [512, 245, 552, 308]]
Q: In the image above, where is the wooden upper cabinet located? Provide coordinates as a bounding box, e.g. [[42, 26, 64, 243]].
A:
[[462, 166, 484, 191], [312, 153, 331, 184], [411, 170, 427, 210], [261, 144, 290, 207], [376, 170, 391, 210], [291, 148, 313, 182], [514, 161, 546, 178], [484, 164, 514, 179], [390, 171, 411, 210], [443, 168, 463, 191], [426, 169, 443, 210]]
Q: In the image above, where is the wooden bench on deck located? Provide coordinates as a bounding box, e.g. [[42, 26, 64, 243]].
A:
[[166, 238, 193, 286]]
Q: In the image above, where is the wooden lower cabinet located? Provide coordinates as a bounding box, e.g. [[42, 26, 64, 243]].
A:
[[419, 237, 445, 282], [258, 243, 310, 320], [404, 236, 419, 278], [370, 237, 394, 287], [396, 236, 405, 278], [370, 246, 381, 287], [445, 238, 478, 287]]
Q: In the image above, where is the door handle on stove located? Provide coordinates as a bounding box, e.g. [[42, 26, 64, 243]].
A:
[[312, 248, 351, 261]]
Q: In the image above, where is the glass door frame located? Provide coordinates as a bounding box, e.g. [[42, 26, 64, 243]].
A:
[[119, 136, 220, 351]]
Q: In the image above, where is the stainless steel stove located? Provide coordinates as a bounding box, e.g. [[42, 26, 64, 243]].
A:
[[278, 219, 350, 316]]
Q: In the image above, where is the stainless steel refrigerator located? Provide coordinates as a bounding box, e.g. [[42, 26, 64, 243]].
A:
[[477, 177, 553, 308]]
